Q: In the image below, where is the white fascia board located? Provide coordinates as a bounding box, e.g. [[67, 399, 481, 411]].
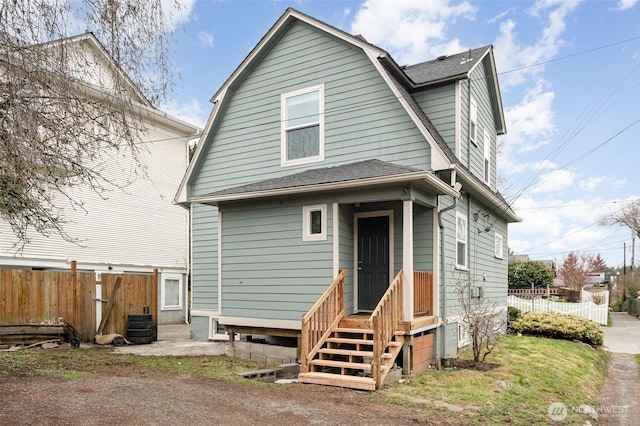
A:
[[190, 309, 219, 317], [191, 172, 459, 204], [467, 48, 506, 135], [365, 51, 452, 171]]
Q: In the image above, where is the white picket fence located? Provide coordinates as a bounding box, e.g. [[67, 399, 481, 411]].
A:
[[507, 289, 609, 325]]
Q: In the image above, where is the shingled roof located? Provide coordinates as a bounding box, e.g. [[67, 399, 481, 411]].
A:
[[202, 159, 422, 197], [403, 46, 490, 85]]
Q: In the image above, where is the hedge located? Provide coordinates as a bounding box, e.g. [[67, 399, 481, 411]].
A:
[[510, 312, 604, 346]]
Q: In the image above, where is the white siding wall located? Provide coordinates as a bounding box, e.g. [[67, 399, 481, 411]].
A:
[[0, 123, 191, 271]]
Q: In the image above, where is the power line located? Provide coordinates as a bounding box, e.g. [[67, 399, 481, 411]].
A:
[[496, 36, 640, 77], [516, 199, 640, 211]]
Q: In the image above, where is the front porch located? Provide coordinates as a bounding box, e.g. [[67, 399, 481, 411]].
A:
[[298, 269, 438, 391]]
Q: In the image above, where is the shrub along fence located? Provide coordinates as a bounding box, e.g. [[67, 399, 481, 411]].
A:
[[0, 262, 157, 341], [507, 289, 609, 325]]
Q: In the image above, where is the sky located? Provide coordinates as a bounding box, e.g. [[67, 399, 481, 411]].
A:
[[160, 0, 639, 271]]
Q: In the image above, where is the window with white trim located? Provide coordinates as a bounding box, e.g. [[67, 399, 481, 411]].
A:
[[470, 97, 478, 145], [494, 232, 504, 259], [303, 204, 327, 241], [161, 273, 183, 310], [281, 85, 324, 166], [456, 213, 468, 269], [483, 129, 490, 184]]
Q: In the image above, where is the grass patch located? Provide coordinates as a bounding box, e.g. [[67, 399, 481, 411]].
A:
[[384, 335, 608, 425], [636, 354, 640, 368], [0, 345, 271, 384]]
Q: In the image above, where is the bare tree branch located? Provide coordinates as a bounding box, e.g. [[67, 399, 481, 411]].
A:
[[0, 0, 184, 249]]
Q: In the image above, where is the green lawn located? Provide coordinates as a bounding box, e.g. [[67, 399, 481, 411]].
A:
[[383, 335, 608, 425], [1, 335, 609, 424]]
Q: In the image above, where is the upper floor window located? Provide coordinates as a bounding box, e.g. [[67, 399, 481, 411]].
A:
[[470, 97, 477, 146], [281, 85, 324, 167], [456, 212, 468, 269], [483, 129, 490, 184]]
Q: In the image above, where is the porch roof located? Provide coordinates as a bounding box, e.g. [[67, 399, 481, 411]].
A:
[[191, 159, 458, 204]]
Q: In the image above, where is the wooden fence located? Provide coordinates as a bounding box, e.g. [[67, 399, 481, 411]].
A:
[[507, 289, 609, 325], [0, 264, 157, 341]]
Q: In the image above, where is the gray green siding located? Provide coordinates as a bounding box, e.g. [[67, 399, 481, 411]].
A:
[[191, 204, 218, 310], [191, 20, 432, 199], [220, 196, 334, 321], [413, 204, 434, 271], [440, 195, 508, 316], [459, 60, 498, 189], [414, 85, 456, 154]]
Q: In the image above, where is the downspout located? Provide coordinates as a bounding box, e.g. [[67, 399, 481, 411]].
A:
[[436, 182, 461, 363]]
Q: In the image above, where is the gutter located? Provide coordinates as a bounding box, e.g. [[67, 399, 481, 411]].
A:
[[436, 182, 462, 362]]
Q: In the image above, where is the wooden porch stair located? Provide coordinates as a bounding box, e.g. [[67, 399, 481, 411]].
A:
[[299, 325, 405, 391], [300, 270, 429, 391]]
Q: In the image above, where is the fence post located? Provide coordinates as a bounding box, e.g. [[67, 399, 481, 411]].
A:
[[153, 269, 159, 321], [71, 260, 77, 331]]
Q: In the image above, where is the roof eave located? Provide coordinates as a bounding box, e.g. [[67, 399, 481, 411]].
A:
[[191, 171, 458, 205], [454, 166, 521, 223]]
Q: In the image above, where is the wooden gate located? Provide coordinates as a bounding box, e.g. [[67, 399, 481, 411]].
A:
[[0, 263, 157, 341]]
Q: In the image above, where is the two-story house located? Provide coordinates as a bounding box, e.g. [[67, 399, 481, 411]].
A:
[[0, 33, 200, 325], [176, 8, 520, 390]]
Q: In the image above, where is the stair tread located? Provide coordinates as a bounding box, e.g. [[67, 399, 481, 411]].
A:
[[298, 372, 376, 391], [333, 327, 373, 334], [318, 348, 373, 357], [327, 337, 374, 345], [310, 359, 372, 370]]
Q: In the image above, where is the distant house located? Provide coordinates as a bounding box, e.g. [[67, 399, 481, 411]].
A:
[[176, 9, 520, 389], [0, 33, 200, 325]]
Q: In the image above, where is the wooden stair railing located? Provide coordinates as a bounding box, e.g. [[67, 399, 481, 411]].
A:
[[370, 269, 404, 389], [300, 269, 346, 374]]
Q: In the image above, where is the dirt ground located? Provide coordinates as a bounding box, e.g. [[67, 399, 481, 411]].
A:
[[0, 366, 447, 425]]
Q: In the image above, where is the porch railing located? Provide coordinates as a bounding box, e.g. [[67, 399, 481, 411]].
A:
[[300, 269, 346, 373], [370, 270, 403, 388], [413, 270, 434, 316]]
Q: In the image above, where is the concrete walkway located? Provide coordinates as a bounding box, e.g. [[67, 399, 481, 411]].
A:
[[113, 323, 226, 356], [599, 312, 640, 426]]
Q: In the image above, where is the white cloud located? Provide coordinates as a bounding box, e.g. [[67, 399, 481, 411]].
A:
[[160, 98, 208, 129], [198, 31, 214, 48], [488, 7, 515, 24], [578, 176, 605, 191], [162, 0, 197, 31], [530, 169, 577, 194], [509, 194, 624, 260], [502, 82, 556, 154], [350, 0, 476, 64], [616, 0, 639, 10], [493, 0, 582, 88]]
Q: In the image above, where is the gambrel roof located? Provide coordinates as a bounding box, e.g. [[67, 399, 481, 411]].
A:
[[176, 8, 518, 222]]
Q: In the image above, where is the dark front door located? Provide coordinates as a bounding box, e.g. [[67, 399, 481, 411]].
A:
[[357, 215, 390, 311]]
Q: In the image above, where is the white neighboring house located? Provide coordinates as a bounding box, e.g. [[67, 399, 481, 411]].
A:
[[0, 33, 201, 324]]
